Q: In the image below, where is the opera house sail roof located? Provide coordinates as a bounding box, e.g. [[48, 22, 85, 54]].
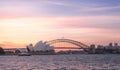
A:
[[27, 41, 54, 52]]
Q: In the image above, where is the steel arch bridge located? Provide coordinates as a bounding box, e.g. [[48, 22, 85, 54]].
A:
[[46, 39, 89, 49]]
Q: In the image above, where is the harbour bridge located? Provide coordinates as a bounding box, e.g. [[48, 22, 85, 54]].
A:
[[46, 38, 89, 50], [3, 39, 90, 53]]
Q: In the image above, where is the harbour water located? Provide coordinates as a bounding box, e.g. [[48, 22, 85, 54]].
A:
[[0, 54, 120, 70]]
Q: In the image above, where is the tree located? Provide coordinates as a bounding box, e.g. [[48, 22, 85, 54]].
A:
[[0, 47, 5, 55]]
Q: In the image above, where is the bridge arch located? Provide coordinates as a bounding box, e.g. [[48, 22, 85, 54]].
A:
[[46, 39, 89, 49]]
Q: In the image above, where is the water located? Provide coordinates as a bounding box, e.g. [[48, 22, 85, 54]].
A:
[[0, 54, 120, 70]]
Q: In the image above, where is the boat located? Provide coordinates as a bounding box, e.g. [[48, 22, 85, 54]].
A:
[[18, 52, 31, 56]]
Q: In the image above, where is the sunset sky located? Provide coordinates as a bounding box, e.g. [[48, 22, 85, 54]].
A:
[[0, 0, 120, 48]]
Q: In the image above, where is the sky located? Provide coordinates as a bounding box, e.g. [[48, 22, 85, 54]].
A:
[[0, 0, 120, 48]]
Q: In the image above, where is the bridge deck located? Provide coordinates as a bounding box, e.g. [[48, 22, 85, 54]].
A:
[[54, 47, 88, 49]]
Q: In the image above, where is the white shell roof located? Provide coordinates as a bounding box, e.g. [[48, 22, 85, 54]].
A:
[[28, 41, 54, 52]]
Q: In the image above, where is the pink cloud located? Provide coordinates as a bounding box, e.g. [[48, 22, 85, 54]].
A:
[[0, 16, 120, 47], [54, 16, 120, 29], [0, 41, 26, 48]]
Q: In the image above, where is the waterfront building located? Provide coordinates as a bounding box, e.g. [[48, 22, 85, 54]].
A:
[[95, 43, 120, 54], [97, 45, 105, 49], [15, 48, 28, 54], [27, 41, 55, 54], [89, 44, 96, 54]]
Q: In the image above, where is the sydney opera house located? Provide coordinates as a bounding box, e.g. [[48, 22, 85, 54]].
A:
[[27, 41, 55, 55]]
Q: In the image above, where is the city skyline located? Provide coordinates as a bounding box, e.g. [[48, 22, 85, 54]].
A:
[[0, 0, 120, 48]]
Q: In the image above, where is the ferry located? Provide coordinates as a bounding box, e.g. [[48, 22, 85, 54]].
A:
[[18, 52, 31, 56]]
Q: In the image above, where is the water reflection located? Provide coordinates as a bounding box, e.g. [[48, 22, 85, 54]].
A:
[[0, 54, 120, 70]]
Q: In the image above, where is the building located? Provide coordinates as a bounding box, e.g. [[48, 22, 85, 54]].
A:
[[95, 43, 120, 54], [27, 41, 55, 54]]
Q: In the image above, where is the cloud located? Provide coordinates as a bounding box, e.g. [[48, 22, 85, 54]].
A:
[[0, 0, 120, 46], [43, 0, 120, 16], [0, 0, 49, 18], [77, 5, 120, 12], [0, 15, 120, 30], [55, 16, 120, 29], [0, 41, 26, 48], [0, 0, 120, 18], [0, 44, 5, 46]]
